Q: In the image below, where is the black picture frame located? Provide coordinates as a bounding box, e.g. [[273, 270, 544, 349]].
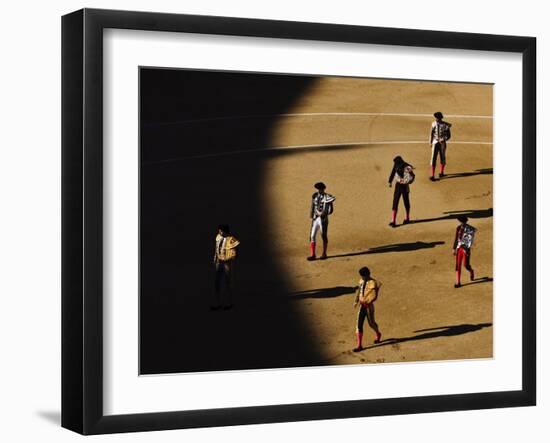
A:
[[62, 8, 536, 435]]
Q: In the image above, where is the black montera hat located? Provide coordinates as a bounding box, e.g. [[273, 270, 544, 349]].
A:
[[218, 224, 230, 233], [457, 215, 469, 223], [434, 111, 444, 119], [393, 155, 404, 164], [314, 182, 326, 190], [359, 266, 371, 277]]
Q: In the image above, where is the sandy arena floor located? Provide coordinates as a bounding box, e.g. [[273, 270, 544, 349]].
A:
[[140, 74, 493, 373]]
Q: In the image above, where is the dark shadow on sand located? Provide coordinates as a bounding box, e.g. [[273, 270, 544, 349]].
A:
[[408, 208, 493, 225], [440, 168, 493, 180], [285, 286, 356, 300], [363, 322, 493, 351], [328, 241, 445, 259], [144, 143, 373, 164], [140, 69, 333, 374], [461, 276, 493, 287]]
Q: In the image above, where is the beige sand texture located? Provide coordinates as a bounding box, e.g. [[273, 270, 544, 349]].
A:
[[140, 73, 493, 373], [262, 78, 493, 365]]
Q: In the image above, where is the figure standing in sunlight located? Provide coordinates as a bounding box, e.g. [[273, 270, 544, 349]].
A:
[[453, 215, 477, 288], [307, 182, 336, 261], [388, 156, 415, 227], [352, 266, 382, 352], [429, 111, 452, 181]]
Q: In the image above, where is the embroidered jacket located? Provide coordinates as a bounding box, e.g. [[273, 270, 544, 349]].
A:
[[453, 224, 476, 250], [214, 234, 240, 263], [388, 163, 415, 186], [355, 278, 382, 306], [430, 120, 452, 144], [310, 192, 336, 219]]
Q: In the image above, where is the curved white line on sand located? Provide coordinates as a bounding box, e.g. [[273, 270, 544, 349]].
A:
[[145, 112, 493, 126], [145, 140, 493, 165]]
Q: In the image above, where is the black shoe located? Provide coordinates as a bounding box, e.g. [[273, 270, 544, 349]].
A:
[[439, 173, 446, 178], [402, 219, 410, 225], [454, 283, 461, 289], [307, 256, 317, 261], [470, 270, 475, 281], [223, 304, 233, 310], [210, 305, 221, 311], [429, 176, 436, 182], [352, 346, 363, 353], [388, 222, 396, 228], [319, 254, 328, 260]]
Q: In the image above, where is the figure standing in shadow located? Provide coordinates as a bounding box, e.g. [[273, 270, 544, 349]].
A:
[[212, 224, 240, 310]]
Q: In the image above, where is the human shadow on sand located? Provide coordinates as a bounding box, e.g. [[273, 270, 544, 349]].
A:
[[407, 208, 493, 226], [285, 286, 356, 300], [461, 276, 493, 287], [328, 240, 445, 259], [439, 168, 493, 180], [363, 322, 493, 351]]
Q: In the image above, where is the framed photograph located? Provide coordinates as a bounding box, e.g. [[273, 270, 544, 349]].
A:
[[62, 8, 536, 435]]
